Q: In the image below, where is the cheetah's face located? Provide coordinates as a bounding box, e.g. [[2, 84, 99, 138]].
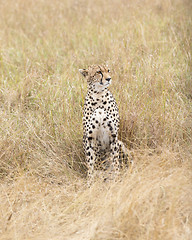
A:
[[79, 65, 112, 92]]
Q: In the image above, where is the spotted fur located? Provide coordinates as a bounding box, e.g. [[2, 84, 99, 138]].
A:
[[79, 65, 129, 184]]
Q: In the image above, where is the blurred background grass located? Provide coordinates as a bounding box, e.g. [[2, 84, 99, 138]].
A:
[[0, 0, 191, 239], [0, 0, 191, 179]]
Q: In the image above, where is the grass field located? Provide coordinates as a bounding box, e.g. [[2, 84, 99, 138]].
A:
[[0, 0, 192, 239]]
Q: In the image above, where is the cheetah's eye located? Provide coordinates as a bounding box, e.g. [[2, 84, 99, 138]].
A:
[[96, 71, 102, 75], [108, 69, 110, 73]]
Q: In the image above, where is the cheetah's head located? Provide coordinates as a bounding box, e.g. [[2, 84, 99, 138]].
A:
[[79, 65, 112, 92]]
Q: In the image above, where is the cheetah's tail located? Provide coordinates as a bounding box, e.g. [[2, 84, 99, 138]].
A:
[[118, 140, 133, 168]]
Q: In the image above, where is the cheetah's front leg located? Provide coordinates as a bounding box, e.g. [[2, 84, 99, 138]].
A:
[[85, 137, 96, 186], [110, 137, 120, 180]]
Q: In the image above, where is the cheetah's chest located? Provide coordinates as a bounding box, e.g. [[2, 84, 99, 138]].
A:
[[94, 108, 110, 151], [83, 90, 119, 153]]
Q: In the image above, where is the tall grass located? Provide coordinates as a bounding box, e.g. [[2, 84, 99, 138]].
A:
[[0, 0, 191, 239]]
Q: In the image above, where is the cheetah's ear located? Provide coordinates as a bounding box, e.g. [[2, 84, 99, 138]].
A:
[[79, 69, 88, 77]]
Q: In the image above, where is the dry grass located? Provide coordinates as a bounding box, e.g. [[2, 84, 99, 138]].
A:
[[0, 0, 192, 239]]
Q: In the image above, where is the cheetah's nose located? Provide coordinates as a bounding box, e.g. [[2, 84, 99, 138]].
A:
[[106, 78, 111, 82]]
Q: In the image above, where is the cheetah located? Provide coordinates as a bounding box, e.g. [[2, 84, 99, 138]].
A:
[[79, 65, 129, 184]]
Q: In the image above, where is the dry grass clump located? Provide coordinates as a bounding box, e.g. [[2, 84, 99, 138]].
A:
[[0, 151, 191, 240], [0, 0, 192, 239]]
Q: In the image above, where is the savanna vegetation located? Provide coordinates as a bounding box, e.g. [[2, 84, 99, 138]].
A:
[[0, 0, 191, 239]]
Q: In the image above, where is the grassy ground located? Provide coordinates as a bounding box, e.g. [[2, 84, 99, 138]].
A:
[[0, 0, 192, 239]]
